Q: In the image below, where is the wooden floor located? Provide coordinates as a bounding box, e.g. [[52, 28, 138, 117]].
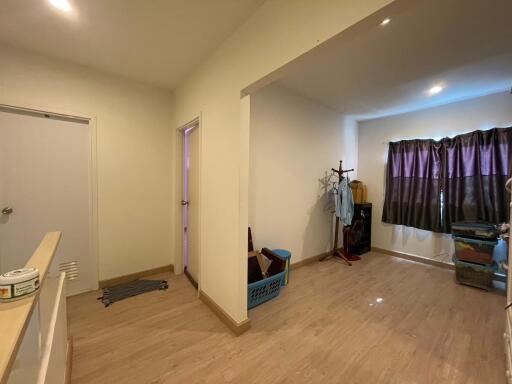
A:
[[68, 252, 506, 384]]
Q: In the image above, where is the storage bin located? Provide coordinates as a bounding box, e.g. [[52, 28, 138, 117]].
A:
[[453, 235, 497, 265], [272, 249, 291, 286], [451, 222, 498, 239], [247, 271, 285, 309], [453, 256, 496, 291]]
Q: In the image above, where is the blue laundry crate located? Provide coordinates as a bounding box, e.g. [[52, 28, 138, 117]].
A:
[[247, 271, 285, 309], [272, 249, 292, 286]]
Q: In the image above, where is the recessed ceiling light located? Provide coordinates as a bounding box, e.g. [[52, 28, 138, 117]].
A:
[[428, 85, 444, 95], [49, 0, 72, 12], [380, 18, 391, 26]]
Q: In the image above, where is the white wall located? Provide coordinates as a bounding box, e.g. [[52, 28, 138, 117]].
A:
[[174, 0, 392, 323], [249, 84, 357, 263], [0, 44, 175, 281], [358, 92, 512, 263]]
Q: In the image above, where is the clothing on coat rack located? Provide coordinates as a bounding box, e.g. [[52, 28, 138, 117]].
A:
[[330, 183, 341, 218], [329, 174, 354, 223], [327, 172, 340, 217], [335, 187, 342, 218], [339, 177, 354, 225]]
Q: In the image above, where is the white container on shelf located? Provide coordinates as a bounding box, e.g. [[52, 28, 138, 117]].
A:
[[0, 268, 40, 302]]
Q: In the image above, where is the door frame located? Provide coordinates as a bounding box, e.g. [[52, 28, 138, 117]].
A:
[[174, 116, 202, 290], [0, 102, 99, 293]]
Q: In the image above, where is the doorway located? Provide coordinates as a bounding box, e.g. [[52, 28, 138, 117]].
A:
[[181, 120, 200, 289], [0, 105, 98, 295]]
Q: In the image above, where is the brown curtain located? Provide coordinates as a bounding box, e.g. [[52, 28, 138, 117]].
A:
[[382, 127, 512, 233], [440, 127, 512, 232], [382, 139, 443, 232]]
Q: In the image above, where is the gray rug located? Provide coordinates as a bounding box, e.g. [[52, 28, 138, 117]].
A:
[[98, 279, 168, 307]]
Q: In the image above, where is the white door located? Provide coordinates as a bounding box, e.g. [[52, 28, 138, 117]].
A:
[[0, 108, 95, 295], [183, 124, 199, 287]]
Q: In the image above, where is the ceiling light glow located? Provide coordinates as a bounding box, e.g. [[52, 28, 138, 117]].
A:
[[380, 18, 391, 26], [49, 0, 72, 12], [428, 85, 444, 95]]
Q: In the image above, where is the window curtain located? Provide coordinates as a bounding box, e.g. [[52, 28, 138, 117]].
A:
[[440, 127, 512, 232], [382, 139, 443, 232], [382, 127, 512, 234]]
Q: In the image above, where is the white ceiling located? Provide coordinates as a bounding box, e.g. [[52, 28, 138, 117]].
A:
[[275, 0, 512, 120], [0, 0, 265, 89]]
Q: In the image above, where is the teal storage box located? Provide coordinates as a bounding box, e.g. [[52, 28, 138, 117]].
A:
[[272, 249, 291, 286], [452, 235, 496, 265], [453, 256, 496, 291]]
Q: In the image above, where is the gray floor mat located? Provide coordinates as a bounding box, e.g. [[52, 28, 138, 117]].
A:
[[98, 279, 168, 307]]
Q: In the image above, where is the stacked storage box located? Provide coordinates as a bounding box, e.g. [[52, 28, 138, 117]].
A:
[[452, 222, 498, 291]]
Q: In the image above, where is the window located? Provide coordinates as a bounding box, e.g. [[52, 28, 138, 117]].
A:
[[382, 127, 512, 232]]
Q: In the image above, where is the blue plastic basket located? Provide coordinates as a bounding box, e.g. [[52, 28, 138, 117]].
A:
[[247, 271, 285, 309]]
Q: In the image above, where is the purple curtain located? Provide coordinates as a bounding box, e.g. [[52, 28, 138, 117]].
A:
[[382, 139, 443, 232], [382, 127, 512, 233], [440, 127, 512, 232]]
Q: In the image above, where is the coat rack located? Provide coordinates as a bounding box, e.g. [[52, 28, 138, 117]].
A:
[[320, 160, 356, 266]]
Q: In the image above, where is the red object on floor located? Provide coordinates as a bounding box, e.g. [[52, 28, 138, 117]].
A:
[[343, 251, 361, 261]]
